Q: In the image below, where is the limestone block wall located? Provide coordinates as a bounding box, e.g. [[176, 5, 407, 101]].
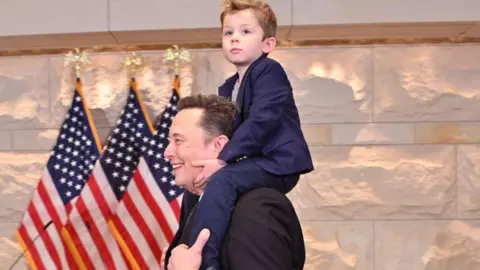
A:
[[1, 44, 480, 269]]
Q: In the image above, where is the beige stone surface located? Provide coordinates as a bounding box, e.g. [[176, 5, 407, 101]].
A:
[[374, 45, 480, 122], [276, 47, 373, 124], [10, 121, 129, 152], [0, 56, 50, 130], [49, 52, 198, 129], [302, 124, 332, 145], [302, 221, 374, 270], [96, 127, 114, 146], [0, 131, 12, 150], [0, 152, 49, 269], [288, 145, 456, 220], [332, 123, 414, 145], [12, 129, 59, 151], [0, 222, 28, 269], [0, 152, 49, 223], [375, 221, 480, 270], [457, 145, 480, 219], [415, 122, 480, 143]]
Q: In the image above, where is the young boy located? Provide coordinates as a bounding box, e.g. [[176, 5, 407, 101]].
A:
[[187, 0, 314, 269]]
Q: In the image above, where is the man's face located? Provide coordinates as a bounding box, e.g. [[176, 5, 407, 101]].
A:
[[164, 108, 220, 191], [222, 8, 275, 68]]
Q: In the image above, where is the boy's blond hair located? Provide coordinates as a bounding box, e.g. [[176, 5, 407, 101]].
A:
[[220, 0, 277, 39]]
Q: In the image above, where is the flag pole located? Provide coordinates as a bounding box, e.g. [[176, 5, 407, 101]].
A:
[[107, 52, 150, 270], [120, 52, 155, 134], [61, 48, 101, 270], [64, 48, 102, 154], [163, 45, 192, 96]]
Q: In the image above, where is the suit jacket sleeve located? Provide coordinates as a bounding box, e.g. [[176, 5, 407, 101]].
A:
[[218, 61, 293, 163], [222, 189, 304, 270]]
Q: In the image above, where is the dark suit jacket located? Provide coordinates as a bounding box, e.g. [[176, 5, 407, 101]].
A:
[[165, 189, 305, 269], [218, 54, 314, 176]]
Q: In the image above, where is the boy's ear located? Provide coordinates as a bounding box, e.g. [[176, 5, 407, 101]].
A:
[[262, 37, 276, 53]]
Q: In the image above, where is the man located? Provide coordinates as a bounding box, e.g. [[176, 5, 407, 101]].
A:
[[163, 94, 305, 269]]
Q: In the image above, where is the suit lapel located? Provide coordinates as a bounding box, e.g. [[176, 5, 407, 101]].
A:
[[165, 191, 199, 269], [184, 203, 198, 229], [170, 192, 199, 248], [219, 74, 239, 98], [236, 54, 268, 115], [178, 203, 199, 245]]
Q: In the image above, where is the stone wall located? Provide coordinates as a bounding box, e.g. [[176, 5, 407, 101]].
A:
[[2, 44, 480, 269]]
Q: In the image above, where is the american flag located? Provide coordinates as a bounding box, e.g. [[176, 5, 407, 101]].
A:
[[15, 79, 101, 269], [109, 77, 184, 269], [61, 79, 154, 269]]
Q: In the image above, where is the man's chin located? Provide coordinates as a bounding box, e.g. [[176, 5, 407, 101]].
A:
[[174, 181, 198, 195]]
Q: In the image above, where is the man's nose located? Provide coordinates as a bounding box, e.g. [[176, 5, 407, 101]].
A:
[[164, 142, 174, 160]]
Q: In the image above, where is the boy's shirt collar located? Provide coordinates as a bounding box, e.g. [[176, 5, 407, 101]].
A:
[[218, 53, 269, 95]]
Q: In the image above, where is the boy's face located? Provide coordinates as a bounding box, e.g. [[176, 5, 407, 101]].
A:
[[222, 8, 275, 69]]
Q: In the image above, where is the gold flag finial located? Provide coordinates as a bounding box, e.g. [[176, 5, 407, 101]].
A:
[[121, 52, 144, 78], [163, 45, 192, 74], [64, 48, 90, 78]]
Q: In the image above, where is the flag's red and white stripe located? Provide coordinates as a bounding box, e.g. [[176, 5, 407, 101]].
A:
[[110, 158, 182, 269], [62, 164, 129, 270], [16, 169, 77, 270]]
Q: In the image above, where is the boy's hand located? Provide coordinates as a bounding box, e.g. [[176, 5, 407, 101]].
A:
[[192, 159, 226, 188]]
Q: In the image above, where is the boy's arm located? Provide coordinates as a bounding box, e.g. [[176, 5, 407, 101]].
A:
[[219, 62, 292, 163]]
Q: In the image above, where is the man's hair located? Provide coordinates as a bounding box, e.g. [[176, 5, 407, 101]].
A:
[[220, 0, 277, 39], [178, 94, 237, 140]]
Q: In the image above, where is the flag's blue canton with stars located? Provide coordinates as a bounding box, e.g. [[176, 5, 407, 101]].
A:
[[144, 90, 184, 202], [100, 86, 152, 201], [49, 89, 100, 205]]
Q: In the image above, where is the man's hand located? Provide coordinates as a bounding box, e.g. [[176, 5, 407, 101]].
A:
[[168, 229, 210, 270], [192, 159, 226, 188]]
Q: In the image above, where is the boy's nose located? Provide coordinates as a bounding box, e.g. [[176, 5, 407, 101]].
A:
[[230, 32, 240, 42]]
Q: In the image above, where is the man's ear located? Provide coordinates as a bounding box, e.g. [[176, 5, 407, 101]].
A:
[[213, 135, 229, 154]]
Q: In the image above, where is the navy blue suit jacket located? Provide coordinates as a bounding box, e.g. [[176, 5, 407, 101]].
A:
[[218, 54, 314, 176]]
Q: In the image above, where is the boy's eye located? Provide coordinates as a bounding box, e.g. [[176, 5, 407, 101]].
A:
[[242, 29, 251, 34], [223, 31, 233, 36]]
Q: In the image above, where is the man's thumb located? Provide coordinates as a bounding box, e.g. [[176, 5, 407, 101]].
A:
[[191, 229, 210, 253]]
